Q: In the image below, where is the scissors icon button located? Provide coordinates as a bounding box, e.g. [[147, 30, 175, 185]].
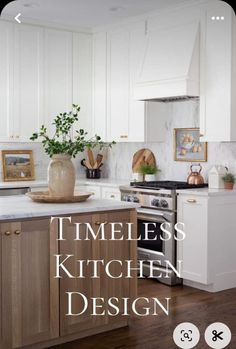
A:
[[205, 323, 231, 348], [212, 330, 224, 341]]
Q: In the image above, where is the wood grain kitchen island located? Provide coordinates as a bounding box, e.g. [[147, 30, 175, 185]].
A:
[[0, 196, 138, 349]]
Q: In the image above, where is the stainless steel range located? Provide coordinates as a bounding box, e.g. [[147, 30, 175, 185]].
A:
[[120, 181, 206, 286]]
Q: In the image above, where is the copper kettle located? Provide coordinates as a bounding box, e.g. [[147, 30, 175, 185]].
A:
[[187, 163, 204, 185]]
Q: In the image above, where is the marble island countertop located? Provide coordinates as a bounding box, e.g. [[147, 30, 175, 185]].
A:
[[0, 178, 129, 189], [0, 196, 139, 221]]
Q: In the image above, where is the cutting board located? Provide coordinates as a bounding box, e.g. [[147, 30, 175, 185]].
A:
[[132, 148, 156, 173]]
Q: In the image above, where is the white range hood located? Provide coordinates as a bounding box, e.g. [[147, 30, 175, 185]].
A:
[[134, 21, 200, 102]]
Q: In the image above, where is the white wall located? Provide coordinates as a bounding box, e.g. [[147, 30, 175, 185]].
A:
[[1, 100, 236, 182]]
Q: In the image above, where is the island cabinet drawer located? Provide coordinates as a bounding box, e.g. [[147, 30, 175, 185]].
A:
[[101, 186, 121, 201], [0, 219, 59, 349]]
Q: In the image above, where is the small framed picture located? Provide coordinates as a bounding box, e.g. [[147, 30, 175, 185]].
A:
[[173, 128, 207, 162], [1, 150, 35, 181]]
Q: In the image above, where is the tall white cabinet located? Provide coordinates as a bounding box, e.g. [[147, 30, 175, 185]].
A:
[[44, 29, 73, 138], [13, 24, 44, 141], [0, 21, 13, 141], [94, 22, 166, 143], [0, 20, 92, 142]]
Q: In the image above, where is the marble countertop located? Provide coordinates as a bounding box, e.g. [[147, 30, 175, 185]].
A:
[[177, 187, 236, 196], [0, 196, 139, 221], [0, 178, 129, 189]]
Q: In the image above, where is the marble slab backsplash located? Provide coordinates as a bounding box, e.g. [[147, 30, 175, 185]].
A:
[[1, 100, 236, 183]]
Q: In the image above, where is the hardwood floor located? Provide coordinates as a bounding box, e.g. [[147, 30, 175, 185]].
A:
[[52, 279, 236, 348]]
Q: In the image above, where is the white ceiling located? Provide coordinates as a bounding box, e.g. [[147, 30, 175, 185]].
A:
[[2, 0, 188, 29]]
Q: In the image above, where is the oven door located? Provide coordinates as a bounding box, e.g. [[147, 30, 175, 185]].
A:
[[137, 208, 176, 266]]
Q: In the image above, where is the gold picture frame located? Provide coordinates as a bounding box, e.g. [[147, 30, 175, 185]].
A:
[[1, 150, 35, 181], [173, 128, 208, 162]]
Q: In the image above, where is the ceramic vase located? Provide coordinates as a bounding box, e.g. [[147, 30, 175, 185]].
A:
[[48, 154, 75, 197]]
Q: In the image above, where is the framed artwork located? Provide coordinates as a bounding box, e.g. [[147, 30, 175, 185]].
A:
[[173, 128, 207, 162], [1, 150, 35, 181]]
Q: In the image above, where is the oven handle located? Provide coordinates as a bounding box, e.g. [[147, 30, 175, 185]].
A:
[[138, 214, 167, 223], [137, 208, 170, 217], [137, 208, 175, 223]]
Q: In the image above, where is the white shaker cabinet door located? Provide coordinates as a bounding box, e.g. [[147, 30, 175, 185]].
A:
[[73, 33, 93, 138], [107, 29, 130, 142], [0, 21, 14, 142], [93, 32, 107, 140], [13, 24, 44, 142], [44, 28, 73, 137], [177, 195, 209, 284], [200, 2, 236, 141]]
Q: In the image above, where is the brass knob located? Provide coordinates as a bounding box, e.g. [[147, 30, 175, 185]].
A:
[[187, 199, 197, 203], [10, 135, 14, 139], [14, 230, 21, 235], [95, 221, 108, 225], [5, 231, 11, 236], [110, 195, 115, 198], [120, 135, 128, 139]]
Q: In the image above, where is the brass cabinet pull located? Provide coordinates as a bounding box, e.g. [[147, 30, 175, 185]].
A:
[[5, 231, 11, 236], [110, 195, 115, 198], [199, 133, 204, 137], [14, 230, 21, 235], [95, 221, 108, 225], [120, 135, 128, 139], [187, 199, 197, 203]]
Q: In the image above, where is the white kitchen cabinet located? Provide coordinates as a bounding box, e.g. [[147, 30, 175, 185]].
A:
[[44, 28, 73, 137], [73, 33, 93, 137], [200, 1, 236, 142], [75, 184, 101, 199], [177, 195, 209, 285], [13, 24, 44, 142], [96, 22, 165, 143], [0, 21, 14, 142], [101, 186, 121, 201], [0, 20, 92, 142], [177, 192, 236, 292], [92, 32, 107, 140], [107, 28, 130, 142]]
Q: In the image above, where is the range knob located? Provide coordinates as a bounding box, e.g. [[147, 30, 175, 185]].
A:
[[129, 195, 139, 203], [160, 199, 168, 208], [151, 198, 160, 207]]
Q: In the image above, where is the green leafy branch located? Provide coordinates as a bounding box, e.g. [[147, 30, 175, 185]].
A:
[[30, 104, 115, 157]]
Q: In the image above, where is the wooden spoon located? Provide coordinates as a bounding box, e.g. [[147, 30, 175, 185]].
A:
[[87, 148, 95, 168]]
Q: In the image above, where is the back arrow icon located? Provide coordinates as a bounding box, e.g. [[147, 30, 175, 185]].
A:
[[15, 13, 21, 23]]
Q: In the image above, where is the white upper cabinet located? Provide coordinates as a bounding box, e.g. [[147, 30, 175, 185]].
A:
[[200, 1, 236, 142], [73, 33, 92, 138], [107, 28, 130, 141], [0, 21, 13, 142], [92, 32, 107, 140], [95, 21, 165, 142], [13, 24, 44, 142], [44, 28, 73, 137], [0, 21, 92, 142]]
